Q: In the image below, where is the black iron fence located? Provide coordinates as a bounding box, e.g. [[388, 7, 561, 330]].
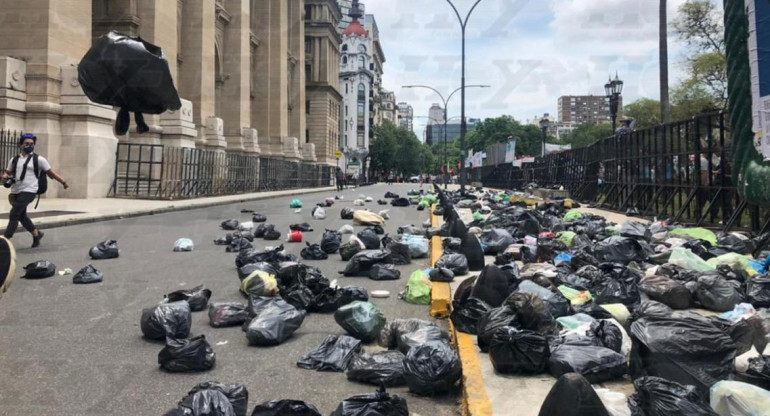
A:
[[111, 143, 332, 199], [0, 130, 21, 166], [480, 112, 770, 232]]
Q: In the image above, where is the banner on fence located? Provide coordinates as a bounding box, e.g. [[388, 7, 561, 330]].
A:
[[465, 151, 485, 168], [505, 140, 517, 163], [545, 143, 572, 155], [747, 0, 770, 159]]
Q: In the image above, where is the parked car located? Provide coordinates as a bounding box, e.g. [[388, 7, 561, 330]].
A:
[[409, 176, 420, 183]]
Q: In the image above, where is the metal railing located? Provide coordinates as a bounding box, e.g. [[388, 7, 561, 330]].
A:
[[479, 112, 770, 232], [0, 130, 21, 166], [111, 143, 332, 199]]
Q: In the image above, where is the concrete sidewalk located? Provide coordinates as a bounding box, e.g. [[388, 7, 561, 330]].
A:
[[0, 186, 336, 230]]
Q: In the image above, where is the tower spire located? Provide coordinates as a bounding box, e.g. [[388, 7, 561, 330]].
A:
[[349, 0, 364, 20]]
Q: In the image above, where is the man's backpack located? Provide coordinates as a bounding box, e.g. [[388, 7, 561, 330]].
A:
[[11, 154, 47, 208]]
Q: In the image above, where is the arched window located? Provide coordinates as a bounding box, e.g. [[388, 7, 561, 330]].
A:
[[341, 44, 348, 52], [358, 44, 367, 53], [358, 56, 366, 69], [342, 56, 348, 64]]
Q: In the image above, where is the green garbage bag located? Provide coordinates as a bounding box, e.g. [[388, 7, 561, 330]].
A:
[[557, 231, 576, 248], [422, 194, 437, 204], [557, 285, 592, 306], [403, 270, 432, 305], [334, 301, 387, 343], [472, 211, 485, 222], [669, 227, 718, 246], [564, 210, 583, 223], [707, 253, 757, 276], [668, 247, 715, 272], [605, 225, 621, 236], [418, 199, 431, 208], [501, 194, 510, 203], [290, 199, 303, 208]]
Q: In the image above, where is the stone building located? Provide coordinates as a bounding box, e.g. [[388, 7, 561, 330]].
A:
[[397, 102, 414, 132], [0, 0, 328, 198], [375, 90, 396, 126], [304, 0, 342, 166]]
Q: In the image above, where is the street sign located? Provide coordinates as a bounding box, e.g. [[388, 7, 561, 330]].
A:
[[335, 150, 342, 159]]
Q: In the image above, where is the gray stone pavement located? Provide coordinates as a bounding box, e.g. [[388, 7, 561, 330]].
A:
[[0, 183, 458, 416]]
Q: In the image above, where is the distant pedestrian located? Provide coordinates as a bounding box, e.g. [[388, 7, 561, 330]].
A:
[[2, 133, 69, 247], [352, 172, 359, 187], [335, 167, 344, 192]]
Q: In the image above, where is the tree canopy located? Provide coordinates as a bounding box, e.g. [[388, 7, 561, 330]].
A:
[[465, 115, 552, 157], [369, 121, 434, 176]]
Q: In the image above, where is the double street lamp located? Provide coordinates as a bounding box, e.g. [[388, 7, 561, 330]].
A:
[[445, 0, 484, 193], [403, 84, 490, 188], [539, 117, 551, 157], [605, 73, 624, 132]]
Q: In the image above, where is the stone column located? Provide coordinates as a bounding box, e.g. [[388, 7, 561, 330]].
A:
[[221, 0, 251, 152], [0, 57, 27, 131], [266, 0, 289, 157], [287, 0, 306, 143], [160, 99, 197, 148], [58, 66, 118, 198], [242, 127, 260, 154], [93, 0, 140, 39], [179, 0, 216, 147]]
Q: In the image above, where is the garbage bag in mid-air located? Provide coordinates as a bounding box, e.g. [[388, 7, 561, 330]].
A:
[[78, 31, 182, 135]]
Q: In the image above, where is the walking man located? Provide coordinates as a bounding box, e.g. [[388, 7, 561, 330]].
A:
[[335, 167, 344, 192], [2, 133, 69, 248]]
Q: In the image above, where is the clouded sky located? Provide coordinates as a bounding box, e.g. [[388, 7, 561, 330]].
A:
[[363, 0, 718, 139]]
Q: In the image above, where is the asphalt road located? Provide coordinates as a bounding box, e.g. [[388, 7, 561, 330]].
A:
[[0, 183, 459, 416]]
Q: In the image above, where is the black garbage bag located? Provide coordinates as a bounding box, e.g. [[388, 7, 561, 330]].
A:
[[537, 239, 568, 262], [627, 376, 718, 416], [289, 223, 313, 232], [748, 278, 770, 308], [226, 238, 253, 253], [384, 242, 411, 265], [547, 344, 626, 383], [429, 267, 455, 282], [461, 233, 485, 271], [174, 389, 234, 416], [378, 319, 439, 349], [572, 302, 615, 321], [621, 221, 651, 241], [250, 400, 321, 416], [297, 335, 362, 372], [78, 31, 181, 134], [482, 229, 514, 255], [238, 262, 277, 281], [283, 285, 315, 311], [571, 234, 593, 251], [141, 301, 192, 340], [570, 251, 600, 269], [208, 302, 249, 328], [309, 288, 343, 313], [591, 236, 648, 264], [337, 286, 370, 308], [403, 341, 462, 395], [397, 326, 451, 354], [214, 236, 230, 246], [450, 297, 492, 334], [341, 250, 391, 276], [489, 326, 549, 374], [245, 301, 306, 346], [747, 355, 770, 381], [236, 245, 285, 268], [334, 301, 386, 343], [253, 223, 271, 238], [341, 207, 355, 219], [555, 273, 593, 291], [593, 263, 642, 308], [339, 241, 362, 261], [391, 198, 410, 207], [471, 265, 513, 308], [346, 351, 406, 387], [179, 381, 249, 416], [630, 314, 736, 395], [504, 292, 556, 336], [251, 213, 267, 223], [385, 192, 399, 198], [590, 320, 623, 353], [321, 230, 342, 254], [264, 228, 281, 240], [640, 275, 691, 309], [517, 280, 571, 319], [357, 229, 380, 250], [300, 243, 328, 260], [707, 316, 755, 356], [158, 335, 216, 372], [435, 253, 468, 276], [537, 373, 610, 416], [372, 225, 385, 235], [696, 272, 744, 312], [631, 300, 674, 321], [72, 264, 104, 284], [717, 234, 754, 255], [330, 385, 408, 416], [443, 237, 461, 252], [166, 285, 212, 312], [88, 239, 120, 259], [221, 219, 240, 230], [369, 263, 401, 281], [477, 306, 519, 352]]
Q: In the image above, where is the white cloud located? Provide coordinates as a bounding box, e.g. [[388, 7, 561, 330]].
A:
[[362, 0, 714, 138]]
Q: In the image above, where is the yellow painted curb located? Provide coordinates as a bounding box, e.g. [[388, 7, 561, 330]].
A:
[[429, 202, 493, 415]]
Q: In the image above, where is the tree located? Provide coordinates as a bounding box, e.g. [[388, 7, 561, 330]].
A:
[[624, 98, 662, 129], [369, 122, 398, 175], [465, 115, 543, 157], [561, 123, 613, 149], [431, 139, 460, 174], [673, 0, 726, 109]]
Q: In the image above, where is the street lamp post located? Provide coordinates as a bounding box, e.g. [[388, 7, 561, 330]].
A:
[[403, 84, 489, 188], [445, 0, 484, 193], [605, 73, 624, 133], [539, 117, 551, 157]]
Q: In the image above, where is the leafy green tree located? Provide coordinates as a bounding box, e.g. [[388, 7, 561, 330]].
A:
[[431, 139, 461, 174], [465, 115, 544, 157], [561, 123, 614, 148], [624, 98, 662, 129], [369, 122, 399, 175]]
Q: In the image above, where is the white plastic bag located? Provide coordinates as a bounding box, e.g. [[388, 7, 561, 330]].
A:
[[595, 388, 631, 416], [312, 207, 327, 219], [338, 224, 354, 234], [354, 199, 365, 206], [238, 221, 254, 231], [173, 238, 194, 252], [349, 235, 366, 250], [711, 381, 770, 416], [364, 196, 373, 202], [378, 209, 390, 220]]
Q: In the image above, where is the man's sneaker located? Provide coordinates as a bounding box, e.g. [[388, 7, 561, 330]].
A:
[[0, 236, 17, 299], [32, 231, 44, 248]]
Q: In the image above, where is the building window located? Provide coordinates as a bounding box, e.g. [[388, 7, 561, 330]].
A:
[[357, 83, 365, 116], [304, 4, 312, 20], [305, 64, 312, 82], [342, 56, 347, 64], [358, 44, 366, 53], [358, 56, 366, 69], [357, 131, 364, 147], [305, 37, 312, 54], [306, 130, 310, 143], [342, 44, 348, 52], [306, 100, 310, 114]]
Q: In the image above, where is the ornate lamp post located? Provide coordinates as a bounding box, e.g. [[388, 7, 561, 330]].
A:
[[605, 73, 624, 132], [539, 117, 551, 157]]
